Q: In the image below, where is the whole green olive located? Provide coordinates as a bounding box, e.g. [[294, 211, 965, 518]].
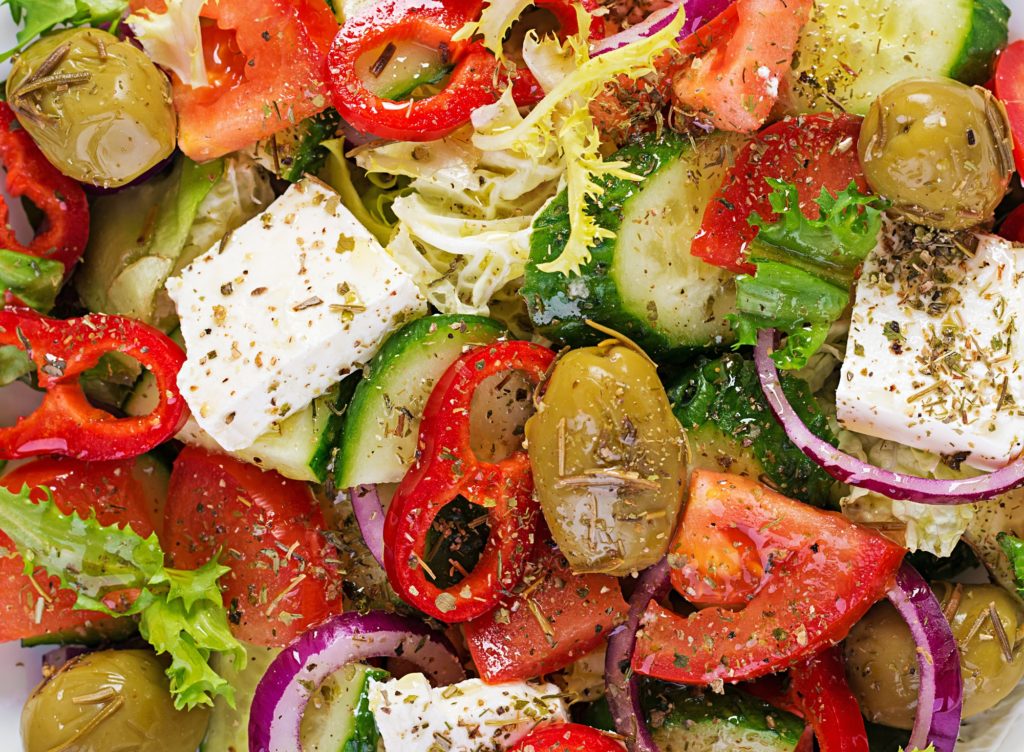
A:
[[525, 340, 687, 575], [21, 649, 209, 752], [7, 29, 177, 189], [845, 583, 1024, 728], [858, 77, 1013, 230]]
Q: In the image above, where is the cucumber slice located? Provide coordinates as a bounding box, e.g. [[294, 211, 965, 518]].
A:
[[125, 373, 355, 483], [785, 0, 1009, 116], [649, 685, 804, 752], [335, 314, 506, 489], [300, 664, 388, 752], [524, 131, 742, 359], [201, 649, 385, 752]]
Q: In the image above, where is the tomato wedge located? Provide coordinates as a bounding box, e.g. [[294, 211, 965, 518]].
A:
[[994, 40, 1024, 175], [162, 446, 343, 647], [508, 723, 625, 752], [130, 0, 339, 161], [671, 0, 813, 133], [633, 471, 905, 684], [692, 113, 866, 275], [462, 543, 627, 682], [1000, 203, 1024, 242], [0, 457, 164, 643]]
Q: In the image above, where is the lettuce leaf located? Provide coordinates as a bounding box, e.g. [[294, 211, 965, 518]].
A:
[[730, 179, 885, 369], [0, 249, 64, 312], [473, 5, 687, 275], [3, 0, 126, 57], [126, 0, 208, 87], [0, 484, 245, 710], [997, 532, 1024, 600], [452, 0, 534, 59]]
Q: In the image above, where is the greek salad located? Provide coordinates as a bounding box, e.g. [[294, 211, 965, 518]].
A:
[[0, 1, 1022, 751]]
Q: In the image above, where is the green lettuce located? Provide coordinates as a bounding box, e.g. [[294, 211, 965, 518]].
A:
[[730, 179, 886, 369], [3, 0, 126, 57], [997, 532, 1024, 599], [0, 249, 64, 312], [0, 484, 245, 710]]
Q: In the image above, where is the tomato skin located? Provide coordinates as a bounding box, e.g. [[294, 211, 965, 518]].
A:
[[508, 723, 625, 752], [692, 114, 866, 275], [163, 446, 343, 647], [130, 0, 338, 161], [633, 471, 905, 684], [0, 458, 160, 642], [995, 41, 1024, 176], [462, 543, 627, 682]]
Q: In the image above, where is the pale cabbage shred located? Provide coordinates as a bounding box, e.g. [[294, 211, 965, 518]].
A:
[[126, 0, 208, 87], [355, 5, 688, 314]]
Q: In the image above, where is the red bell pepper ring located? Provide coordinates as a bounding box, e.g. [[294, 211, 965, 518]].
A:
[[507, 723, 625, 752], [0, 306, 188, 461], [383, 340, 554, 623], [326, 0, 500, 142], [0, 103, 89, 275], [633, 471, 905, 685]]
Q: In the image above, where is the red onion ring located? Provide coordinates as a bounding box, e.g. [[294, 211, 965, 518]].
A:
[[591, 0, 735, 57], [886, 562, 963, 752], [248, 611, 465, 752], [604, 558, 672, 752], [754, 328, 1024, 503], [345, 484, 386, 568]]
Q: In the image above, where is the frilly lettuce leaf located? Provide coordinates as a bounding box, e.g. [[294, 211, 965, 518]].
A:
[[474, 6, 687, 275], [126, 0, 208, 87], [0, 484, 245, 710], [3, 0, 127, 58], [452, 0, 534, 59], [355, 87, 561, 314], [730, 179, 886, 369]]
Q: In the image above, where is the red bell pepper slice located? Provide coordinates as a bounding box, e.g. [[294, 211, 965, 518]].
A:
[[790, 647, 869, 752], [462, 541, 627, 682], [327, 0, 499, 142], [747, 647, 869, 752], [632, 471, 905, 684], [0, 103, 89, 275], [1000, 204, 1024, 243], [507, 723, 625, 752], [0, 306, 188, 461], [383, 340, 554, 623]]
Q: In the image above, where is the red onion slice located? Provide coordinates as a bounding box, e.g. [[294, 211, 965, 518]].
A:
[[248, 611, 465, 752], [605, 558, 672, 752], [886, 562, 963, 752], [754, 328, 1024, 503], [345, 484, 386, 568], [591, 0, 735, 57]]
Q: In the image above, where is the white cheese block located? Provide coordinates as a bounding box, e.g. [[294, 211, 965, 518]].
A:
[[368, 673, 568, 752], [838, 231, 1024, 471], [166, 178, 425, 451]]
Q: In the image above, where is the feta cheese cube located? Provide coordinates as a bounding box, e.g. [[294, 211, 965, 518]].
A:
[[368, 674, 568, 752], [167, 178, 425, 451], [838, 231, 1024, 470]]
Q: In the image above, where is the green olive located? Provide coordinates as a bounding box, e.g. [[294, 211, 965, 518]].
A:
[[858, 77, 1013, 230], [525, 340, 687, 575], [7, 29, 177, 189], [844, 583, 1024, 728], [21, 649, 209, 752]]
